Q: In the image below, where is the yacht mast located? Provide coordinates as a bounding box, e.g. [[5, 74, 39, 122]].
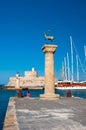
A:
[[62, 62, 64, 81], [67, 52, 70, 81], [84, 45, 86, 77], [84, 45, 86, 59], [76, 55, 79, 82], [70, 36, 74, 81], [64, 57, 67, 81]]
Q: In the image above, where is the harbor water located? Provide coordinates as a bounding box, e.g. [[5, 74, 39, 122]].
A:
[[0, 89, 86, 130]]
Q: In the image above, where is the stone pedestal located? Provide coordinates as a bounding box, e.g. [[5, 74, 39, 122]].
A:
[[40, 44, 60, 100]]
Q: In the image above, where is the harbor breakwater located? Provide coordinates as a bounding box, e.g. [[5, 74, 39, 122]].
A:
[[0, 89, 86, 130]]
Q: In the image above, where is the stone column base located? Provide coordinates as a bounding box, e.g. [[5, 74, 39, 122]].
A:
[[40, 94, 60, 100]]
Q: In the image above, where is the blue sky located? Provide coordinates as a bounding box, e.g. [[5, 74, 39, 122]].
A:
[[0, 0, 86, 84]]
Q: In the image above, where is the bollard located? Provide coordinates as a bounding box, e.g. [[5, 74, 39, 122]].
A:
[[67, 90, 72, 97], [18, 91, 22, 98]]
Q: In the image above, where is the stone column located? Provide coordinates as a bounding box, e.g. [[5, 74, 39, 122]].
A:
[[40, 44, 59, 99]]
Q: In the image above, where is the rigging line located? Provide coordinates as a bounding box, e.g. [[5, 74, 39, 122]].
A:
[[72, 40, 85, 75]]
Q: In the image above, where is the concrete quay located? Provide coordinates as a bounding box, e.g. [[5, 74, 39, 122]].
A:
[[3, 97, 86, 130]]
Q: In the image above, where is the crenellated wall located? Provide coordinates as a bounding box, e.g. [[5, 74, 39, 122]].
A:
[[7, 68, 44, 88]]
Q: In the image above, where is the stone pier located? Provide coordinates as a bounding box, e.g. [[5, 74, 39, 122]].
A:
[[40, 44, 59, 99]]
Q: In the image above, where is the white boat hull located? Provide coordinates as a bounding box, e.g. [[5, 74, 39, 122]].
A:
[[56, 86, 86, 90]]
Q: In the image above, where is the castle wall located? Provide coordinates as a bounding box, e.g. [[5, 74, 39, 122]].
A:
[[7, 68, 44, 88]]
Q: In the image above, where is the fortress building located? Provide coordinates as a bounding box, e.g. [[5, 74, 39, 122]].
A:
[[7, 67, 44, 89]]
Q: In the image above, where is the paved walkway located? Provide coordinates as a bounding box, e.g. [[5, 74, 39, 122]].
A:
[[3, 97, 86, 130]]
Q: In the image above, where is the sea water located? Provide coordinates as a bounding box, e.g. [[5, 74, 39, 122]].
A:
[[0, 90, 17, 130], [0, 89, 86, 130]]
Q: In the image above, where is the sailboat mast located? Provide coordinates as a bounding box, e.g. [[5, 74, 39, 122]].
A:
[[84, 45, 86, 77], [62, 62, 64, 81], [76, 55, 79, 82], [64, 57, 67, 81], [67, 52, 70, 81], [84, 45, 86, 59], [70, 36, 74, 81]]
